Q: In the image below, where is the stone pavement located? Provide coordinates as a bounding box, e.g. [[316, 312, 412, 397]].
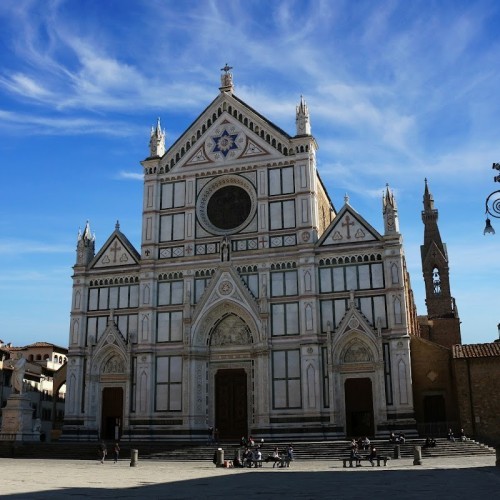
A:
[[1, 454, 498, 499]]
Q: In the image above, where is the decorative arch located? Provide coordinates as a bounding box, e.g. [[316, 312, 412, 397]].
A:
[[208, 312, 253, 346], [192, 300, 260, 347], [340, 338, 373, 363]]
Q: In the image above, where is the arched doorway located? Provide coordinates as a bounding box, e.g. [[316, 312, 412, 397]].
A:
[[101, 387, 123, 440], [215, 369, 247, 440], [345, 378, 374, 437]]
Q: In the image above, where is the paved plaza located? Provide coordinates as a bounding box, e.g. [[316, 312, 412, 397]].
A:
[[1, 454, 499, 499]]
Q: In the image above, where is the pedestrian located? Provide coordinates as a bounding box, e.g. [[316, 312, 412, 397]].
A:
[[113, 442, 120, 463], [98, 441, 107, 464]]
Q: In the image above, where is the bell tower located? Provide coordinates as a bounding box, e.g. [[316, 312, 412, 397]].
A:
[[420, 179, 461, 347]]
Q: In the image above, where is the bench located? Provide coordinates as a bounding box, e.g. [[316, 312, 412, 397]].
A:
[[342, 456, 390, 468], [247, 459, 263, 467]]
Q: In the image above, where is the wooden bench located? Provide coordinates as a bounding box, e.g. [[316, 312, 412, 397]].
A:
[[342, 456, 390, 468], [248, 459, 263, 467]]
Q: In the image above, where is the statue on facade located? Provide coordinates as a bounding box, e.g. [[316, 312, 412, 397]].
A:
[[221, 235, 230, 262], [11, 354, 27, 394]]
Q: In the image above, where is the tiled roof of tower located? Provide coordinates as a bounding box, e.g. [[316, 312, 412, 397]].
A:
[[452, 342, 500, 358]]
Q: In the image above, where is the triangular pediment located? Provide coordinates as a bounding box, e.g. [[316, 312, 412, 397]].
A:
[[318, 204, 381, 247], [335, 301, 378, 340], [91, 318, 128, 374], [192, 265, 260, 324], [331, 300, 383, 363], [94, 318, 127, 350], [158, 92, 293, 174], [91, 229, 140, 269]]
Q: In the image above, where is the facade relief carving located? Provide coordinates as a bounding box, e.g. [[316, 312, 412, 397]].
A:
[[210, 314, 252, 346], [343, 341, 372, 363], [103, 355, 125, 374]]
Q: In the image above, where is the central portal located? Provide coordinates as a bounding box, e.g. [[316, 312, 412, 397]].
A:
[[101, 387, 123, 440], [344, 378, 374, 437], [215, 369, 248, 440]]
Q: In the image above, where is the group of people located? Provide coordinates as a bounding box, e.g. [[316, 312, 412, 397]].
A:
[[266, 444, 294, 468], [233, 442, 294, 468], [389, 432, 406, 444], [423, 437, 437, 448], [98, 441, 120, 464], [448, 427, 466, 442], [207, 426, 220, 444], [349, 438, 378, 466]]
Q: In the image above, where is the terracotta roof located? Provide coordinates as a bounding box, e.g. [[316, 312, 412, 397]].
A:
[[23, 342, 68, 351], [452, 342, 500, 359]]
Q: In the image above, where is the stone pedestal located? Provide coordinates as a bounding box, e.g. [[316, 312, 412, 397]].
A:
[[0, 394, 40, 442]]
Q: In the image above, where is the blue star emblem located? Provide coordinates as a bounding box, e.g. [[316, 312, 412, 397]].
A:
[[212, 129, 239, 157]]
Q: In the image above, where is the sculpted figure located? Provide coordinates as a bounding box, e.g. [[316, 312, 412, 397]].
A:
[[12, 355, 27, 394]]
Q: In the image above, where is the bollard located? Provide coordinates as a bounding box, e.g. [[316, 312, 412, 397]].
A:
[[413, 445, 422, 466], [496, 446, 500, 467], [130, 448, 138, 467], [216, 448, 224, 467], [393, 444, 401, 459]]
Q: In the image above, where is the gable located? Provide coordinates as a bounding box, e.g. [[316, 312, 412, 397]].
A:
[[159, 93, 293, 174], [91, 233, 140, 269], [421, 241, 447, 268], [192, 266, 260, 326], [318, 205, 381, 247]]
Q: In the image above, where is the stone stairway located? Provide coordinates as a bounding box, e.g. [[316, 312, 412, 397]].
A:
[[0, 438, 494, 462]]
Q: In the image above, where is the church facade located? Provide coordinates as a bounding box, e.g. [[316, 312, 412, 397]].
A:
[[63, 69, 420, 442]]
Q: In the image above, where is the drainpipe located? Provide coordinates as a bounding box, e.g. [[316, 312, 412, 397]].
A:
[[465, 358, 476, 437]]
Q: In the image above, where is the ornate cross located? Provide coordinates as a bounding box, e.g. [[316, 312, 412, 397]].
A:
[[110, 240, 122, 263], [259, 236, 267, 248], [342, 215, 354, 239], [221, 63, 233, 74]]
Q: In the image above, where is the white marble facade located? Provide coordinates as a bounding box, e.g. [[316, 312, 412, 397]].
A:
[[62, 70, 416, 442]]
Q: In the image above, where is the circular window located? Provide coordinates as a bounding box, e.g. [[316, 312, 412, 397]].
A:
[[197, 175, 256, 235], [207, 185, 251, 230]]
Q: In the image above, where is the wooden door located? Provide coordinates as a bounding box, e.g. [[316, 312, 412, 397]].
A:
[[215, 369, 248, 440], [344, 378, 374, 438], [101, 387, 123, 440]]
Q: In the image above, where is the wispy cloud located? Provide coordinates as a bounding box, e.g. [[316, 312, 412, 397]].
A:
[[0, 240, 72, 255], [116, 171, 143, 181]]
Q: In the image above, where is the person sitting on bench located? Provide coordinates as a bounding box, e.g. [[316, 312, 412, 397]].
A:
[[350, 442, 362, 467], [367, 444, 377, 465]]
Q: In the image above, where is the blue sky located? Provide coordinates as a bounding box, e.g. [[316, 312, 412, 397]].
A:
[[0, 0, 499, 348]]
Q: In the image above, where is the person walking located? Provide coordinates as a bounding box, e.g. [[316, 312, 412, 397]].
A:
[[113, 442, 120, 463], [99, 441, 107, 464]]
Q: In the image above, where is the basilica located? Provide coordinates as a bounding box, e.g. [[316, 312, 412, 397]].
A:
[[62, 68, 453, 442]]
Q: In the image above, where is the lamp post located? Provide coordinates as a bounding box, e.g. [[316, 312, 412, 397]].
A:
[[484, 163, 500, 235]]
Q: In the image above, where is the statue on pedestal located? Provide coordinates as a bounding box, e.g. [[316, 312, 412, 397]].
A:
[[11, 355, 26, 394]]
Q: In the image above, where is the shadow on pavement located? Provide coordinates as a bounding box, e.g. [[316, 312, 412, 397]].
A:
[[2, 464, 500, 499]]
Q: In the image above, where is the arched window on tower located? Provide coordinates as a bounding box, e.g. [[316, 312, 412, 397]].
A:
[[432, 267, 441, 295]]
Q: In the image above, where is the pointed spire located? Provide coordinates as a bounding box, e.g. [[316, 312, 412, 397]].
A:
[[79, 220, 95, 244], [344, 193, 350, 205], [296, 95, 311, 135], [422, 178, 438, 225], [219, 63, 234, 93], [383, 184, 400, 234], [76, 220, 95, 266], [383, 183, 397, 211], [423, 178, 435, 212], [149, 117, 165, 157]]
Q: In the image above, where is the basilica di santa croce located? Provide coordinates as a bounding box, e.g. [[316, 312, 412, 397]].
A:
[[61, 68, 463, 443]]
